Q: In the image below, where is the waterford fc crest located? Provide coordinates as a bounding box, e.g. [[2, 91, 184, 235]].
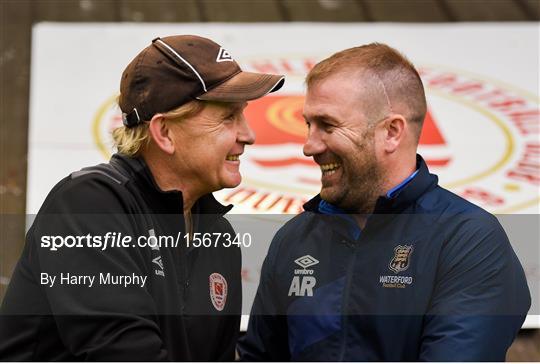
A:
[[389, 245, 413, 273]]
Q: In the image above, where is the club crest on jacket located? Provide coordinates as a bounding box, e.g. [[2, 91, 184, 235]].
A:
[[209, 273, 228, 311], [389, 245, 414, 274]]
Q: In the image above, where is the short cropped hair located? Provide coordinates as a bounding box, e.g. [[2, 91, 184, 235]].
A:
[[306, 43, 427, 130], [112, 100, 205, 157]]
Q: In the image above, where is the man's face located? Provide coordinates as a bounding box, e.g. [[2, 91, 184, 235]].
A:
[[168, 101, 254, 195], [303, 72, 386, 213]]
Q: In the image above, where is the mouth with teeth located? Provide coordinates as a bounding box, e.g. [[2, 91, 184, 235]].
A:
[[320, 162, 341, 176], [226, 154, 240, 162]]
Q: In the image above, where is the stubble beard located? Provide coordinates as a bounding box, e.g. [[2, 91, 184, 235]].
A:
[[321, 130, 383, 214], [344, 156, 383, 214]]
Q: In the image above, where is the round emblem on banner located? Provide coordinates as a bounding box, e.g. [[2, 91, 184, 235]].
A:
[[209, 273, 228, 311], [93, 62, 538, 215]]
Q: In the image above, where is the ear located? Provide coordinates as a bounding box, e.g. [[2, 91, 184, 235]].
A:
[[148, 114, 175, 155], [381, 114, 406, 153]]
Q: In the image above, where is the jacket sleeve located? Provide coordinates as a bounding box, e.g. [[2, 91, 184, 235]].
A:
[[419, 215, 531, 361], [29, 176, 169, 360], [237, 231, 290, 361]]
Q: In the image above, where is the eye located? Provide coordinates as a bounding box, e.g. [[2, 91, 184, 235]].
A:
[[321, 121, 334, 132], [223, 112, 236, 123]]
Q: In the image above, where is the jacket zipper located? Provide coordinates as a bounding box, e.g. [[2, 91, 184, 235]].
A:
[[338, 242, 358, 361]]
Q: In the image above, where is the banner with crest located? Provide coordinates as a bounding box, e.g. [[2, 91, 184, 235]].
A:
[[27, 23, 539, 327]]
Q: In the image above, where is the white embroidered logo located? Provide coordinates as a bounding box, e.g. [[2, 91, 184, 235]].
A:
[[216, 47, 234, 62], [149, 229, 164, 276], [294, 255, 319, 269], [288, 255, 319, 297]]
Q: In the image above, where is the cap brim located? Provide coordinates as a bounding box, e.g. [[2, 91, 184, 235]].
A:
[[197, 72, 285, 102]]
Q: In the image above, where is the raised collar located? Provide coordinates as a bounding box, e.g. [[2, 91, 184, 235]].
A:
[[109, 153, 233, 216], [386, 169, 419, 198]]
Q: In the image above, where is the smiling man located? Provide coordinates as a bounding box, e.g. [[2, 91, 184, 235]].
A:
[[238, 43, 530, 361], [0, 35, 283, 360]]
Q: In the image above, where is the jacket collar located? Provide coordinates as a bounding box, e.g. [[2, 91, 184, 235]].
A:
[[110, 153, 233, 216], [372, 154, 438, 214]]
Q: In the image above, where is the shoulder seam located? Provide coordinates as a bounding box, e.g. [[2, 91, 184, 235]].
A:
[[70, 163, 130, 185]]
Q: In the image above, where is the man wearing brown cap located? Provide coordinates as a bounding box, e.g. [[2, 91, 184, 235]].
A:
[[0, 35, 284, 361]]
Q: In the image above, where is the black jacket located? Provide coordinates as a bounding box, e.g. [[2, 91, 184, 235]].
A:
[[0, 154, 241, 361]]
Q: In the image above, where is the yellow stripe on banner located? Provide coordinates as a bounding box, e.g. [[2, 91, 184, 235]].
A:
[[427, 88, 515, 189], [92, 94, 119, 161], [493, 198, 540, 214]]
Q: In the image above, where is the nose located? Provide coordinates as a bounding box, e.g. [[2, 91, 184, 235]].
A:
[[303, 126, 326, 157], [238, 113, 255, 145]]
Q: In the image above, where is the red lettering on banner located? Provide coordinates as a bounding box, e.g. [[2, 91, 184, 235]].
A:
[[474, 89, 506, 102], [427, 74, 457, 88], [507, 110, 539, 135], [225, 188, 257, 203], [271, 195, 305, 213], [507, 142, 540, 185], [423, 72, 507, 105], [265, 196, 284, 210], [460, 187, 505, 206], [421, 68, 538, 138], [224, 188, 306, 213], [452, 82, 484, 94], [304, 59, 316, 71], [253, 193, 271, 209], [281, 60, 294, 73], [490, 98, 527, 111], [250, 61, 280, 74]]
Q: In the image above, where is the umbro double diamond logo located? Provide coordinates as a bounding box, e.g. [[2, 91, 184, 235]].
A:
[[216, 47, 234, 62], [294, 255, 319, 269], [289, 255, 319, 297]]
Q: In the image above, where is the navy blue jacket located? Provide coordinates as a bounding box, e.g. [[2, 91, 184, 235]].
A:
[[238, 155, 530, 361]]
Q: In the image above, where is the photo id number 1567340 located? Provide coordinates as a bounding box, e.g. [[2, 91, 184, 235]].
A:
[[184, 232, 252, 248]]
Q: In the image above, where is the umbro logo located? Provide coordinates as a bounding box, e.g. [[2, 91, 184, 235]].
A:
[[289, 255, 318, 297], [152, 256, 164, 271], [152, 256, 165, 277], [294, 255, 319, 269], [216, 47, 234, 62], [149, 229, 165, 277]]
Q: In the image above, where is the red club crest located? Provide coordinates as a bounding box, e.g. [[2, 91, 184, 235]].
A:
[[209, 273, 228, 311]]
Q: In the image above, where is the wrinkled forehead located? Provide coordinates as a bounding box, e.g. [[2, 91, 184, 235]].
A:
[[203, 100, 248, 114]]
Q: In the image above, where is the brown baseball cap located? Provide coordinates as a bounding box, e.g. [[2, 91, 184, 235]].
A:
[[119, 35, 285, 127]]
